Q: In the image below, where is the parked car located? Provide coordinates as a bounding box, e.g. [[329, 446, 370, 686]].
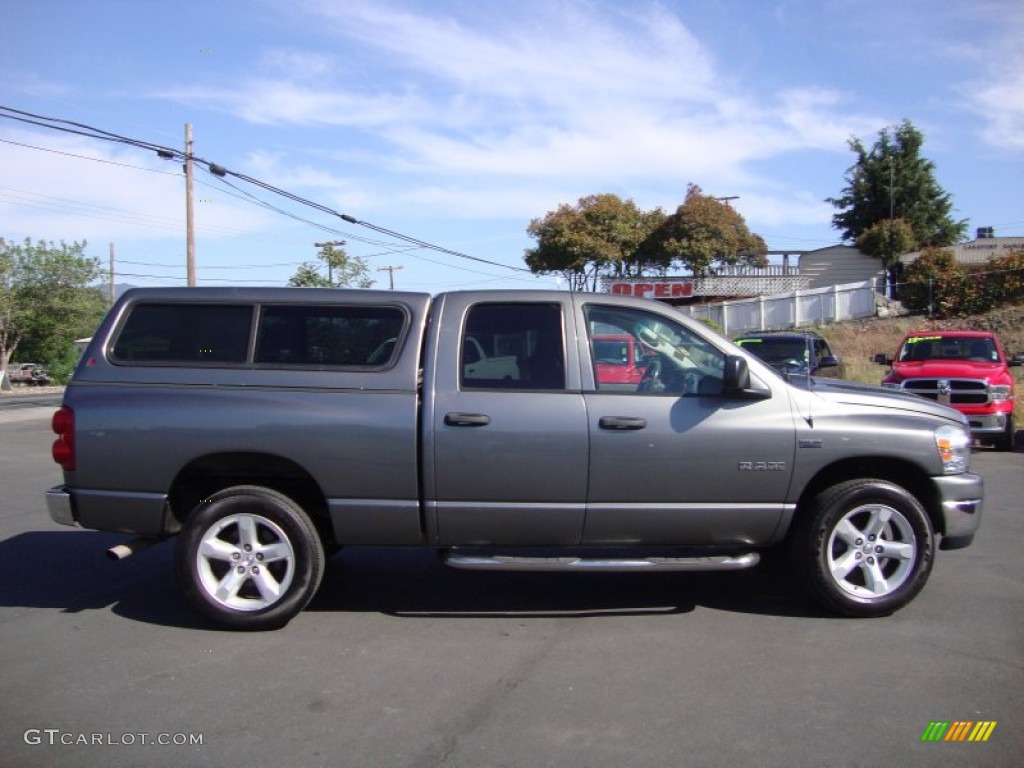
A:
[[733, 331, 841, 378], [8, 363, 51, 386], [874, 330, 1022, 451]]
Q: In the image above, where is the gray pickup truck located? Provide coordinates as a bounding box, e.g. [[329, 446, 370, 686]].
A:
[[46, 288, 983, 629]]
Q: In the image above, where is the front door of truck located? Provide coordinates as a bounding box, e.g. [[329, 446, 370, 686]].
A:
[[426, 297, 589, 546], [578, 301, 797, 547]]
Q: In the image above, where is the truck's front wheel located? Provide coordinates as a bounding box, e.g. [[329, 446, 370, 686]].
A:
[[794, 480, 934, 617], [175, 486, 325, 630]]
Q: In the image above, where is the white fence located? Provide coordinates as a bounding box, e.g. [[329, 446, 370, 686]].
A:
[[678, 280, 877, 335]]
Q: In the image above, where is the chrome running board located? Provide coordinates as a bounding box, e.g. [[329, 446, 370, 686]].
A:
[[442, 551, 760, 572]]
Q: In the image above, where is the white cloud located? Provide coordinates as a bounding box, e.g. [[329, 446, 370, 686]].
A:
[[950, 0, 1024, 151], [306, 0, 717, 107], [161, 80, 431, 129], [963, 50, 1024, 151], [0, 128, 273, 247], [151, 0, 885, 228], [261, 49, 339, 80]]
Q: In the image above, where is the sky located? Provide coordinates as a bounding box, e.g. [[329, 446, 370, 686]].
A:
[[1, 0, 1022, 295]]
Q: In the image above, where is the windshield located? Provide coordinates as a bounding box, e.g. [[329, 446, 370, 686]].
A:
[[735, 338, 810, 368], [897, 335, 998, 363]]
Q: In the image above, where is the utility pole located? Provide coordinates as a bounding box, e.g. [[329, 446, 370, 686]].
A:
[[378, 265, 403, 289], [109, 242, 116, 305], [185, 123, 196, 287], [314, 241, 346, 285]]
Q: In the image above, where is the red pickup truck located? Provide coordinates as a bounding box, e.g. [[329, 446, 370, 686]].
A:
[[592, 334, 655, 388], [875, 331, 1022, 450]]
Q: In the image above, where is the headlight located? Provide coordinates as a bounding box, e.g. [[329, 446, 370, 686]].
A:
[[881, 382, 901, 390], [934, 424, 971, 475], [990, 384, 1012, 402]]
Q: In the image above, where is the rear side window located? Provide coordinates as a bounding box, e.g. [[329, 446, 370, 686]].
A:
[[461, 303, 565, 390], [111, 304, 253, 363], [255, 305, 406, 367]]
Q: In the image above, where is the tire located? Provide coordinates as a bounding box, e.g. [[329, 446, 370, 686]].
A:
[[993, 415, 1015, 452], [793, 479, 934, 618], [175, 485, 325, 630]]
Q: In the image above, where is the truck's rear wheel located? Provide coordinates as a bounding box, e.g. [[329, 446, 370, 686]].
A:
[[175, 486, 325, 630], [794, 479, 934, 617]]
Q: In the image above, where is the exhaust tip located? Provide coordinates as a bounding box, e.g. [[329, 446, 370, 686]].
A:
[[106, 537, 163, 561]]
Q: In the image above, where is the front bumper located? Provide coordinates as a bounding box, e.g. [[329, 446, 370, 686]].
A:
[[932, 472, 983, 550], [961, 410, 1009, 435]]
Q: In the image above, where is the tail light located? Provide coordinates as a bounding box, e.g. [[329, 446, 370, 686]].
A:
[[52, 406, 75, 471]]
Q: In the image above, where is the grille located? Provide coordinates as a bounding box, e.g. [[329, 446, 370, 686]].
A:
[[900, 378, 989, 405]]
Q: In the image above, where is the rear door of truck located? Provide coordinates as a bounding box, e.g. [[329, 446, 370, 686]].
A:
[[422, 292, 589, 546]]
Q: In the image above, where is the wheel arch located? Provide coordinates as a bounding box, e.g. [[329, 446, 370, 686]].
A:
[[793, 457, 943, 536], [168, 452, 330, 539]]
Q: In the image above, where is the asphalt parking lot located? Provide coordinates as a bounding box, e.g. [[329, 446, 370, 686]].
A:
[[1, 405, 1021, 767]]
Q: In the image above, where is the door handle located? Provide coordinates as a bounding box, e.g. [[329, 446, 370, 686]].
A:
[[445, 412, 491, 427], [598, 416, 647, 430]]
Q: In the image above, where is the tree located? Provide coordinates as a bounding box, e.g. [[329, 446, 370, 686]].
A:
[[644, 184, 767, 277], [856, 217, 917, 295], [525, 194, 667, 291], [900, 248, 1024, 318], [900, 247, 967, 317], [828, 120, 966, 248], [288, 243, 374, 288], [1, 237, 107, 374]]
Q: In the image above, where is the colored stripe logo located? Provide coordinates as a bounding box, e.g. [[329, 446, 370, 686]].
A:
[[921, 721, 997, 742]]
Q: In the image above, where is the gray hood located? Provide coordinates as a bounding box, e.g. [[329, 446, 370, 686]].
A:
[[794, 377, 969, 426]]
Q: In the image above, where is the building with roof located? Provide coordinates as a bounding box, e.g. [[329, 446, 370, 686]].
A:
[[899, 228, 1024, 268]]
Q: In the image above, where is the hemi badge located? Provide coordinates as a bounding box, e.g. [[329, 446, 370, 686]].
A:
[[799, 439, 824, 448]]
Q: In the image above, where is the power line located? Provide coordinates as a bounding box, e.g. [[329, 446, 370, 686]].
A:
[[0, 104, 532, 274], [0, 105, 181, 157], [0, 137, 179, 174], [117, 258, 307, 270], [0, 185, 251, 237], [113, 270, 289, 285]]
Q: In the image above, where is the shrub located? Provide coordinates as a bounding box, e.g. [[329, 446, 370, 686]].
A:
[[899, 247, 964, 316]]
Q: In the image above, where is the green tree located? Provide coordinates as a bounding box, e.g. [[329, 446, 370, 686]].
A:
[[1, 237, 106, 376], [644, 184, 767, 277], [288, 243, 374, 288], [525, 194, 667, 291], [828, 120, 966, 248], [901, 248, 1024, 318], [983, 249, 1024, 306], [899, 247, 964, 316], [856, 217, 918, 295]]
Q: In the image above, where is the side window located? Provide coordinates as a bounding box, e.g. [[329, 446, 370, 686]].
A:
[[111, 303, 252, 364], [461, 303, 565, 390], [256, 305, 406, 367], [585, 304, 725, 395]]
